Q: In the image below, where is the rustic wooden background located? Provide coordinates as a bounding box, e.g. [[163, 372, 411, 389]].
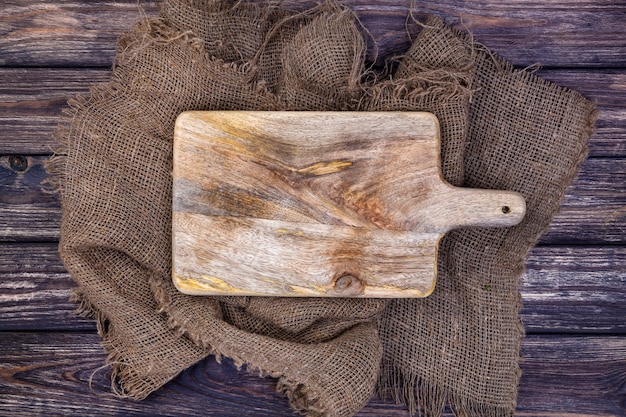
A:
[[1, 1, 625, 416]]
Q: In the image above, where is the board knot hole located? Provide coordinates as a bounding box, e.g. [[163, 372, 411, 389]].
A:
[[333, 274, 364, 296]]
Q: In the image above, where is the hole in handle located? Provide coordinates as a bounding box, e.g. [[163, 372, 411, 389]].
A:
[[501, 206, 511, 214]]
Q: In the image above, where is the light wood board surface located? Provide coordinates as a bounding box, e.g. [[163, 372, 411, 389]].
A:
[[172, 111, 525, 297]]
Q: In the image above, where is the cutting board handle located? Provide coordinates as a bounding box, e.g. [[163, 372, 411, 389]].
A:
[[409, 186, 526, 232]]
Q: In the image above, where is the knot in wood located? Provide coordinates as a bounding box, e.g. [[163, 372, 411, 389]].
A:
[[332, 274, 364, 296], [8, 155, 28, 172]]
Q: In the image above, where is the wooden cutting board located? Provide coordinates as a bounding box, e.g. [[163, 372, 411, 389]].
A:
[[172, 111, 525, 297]]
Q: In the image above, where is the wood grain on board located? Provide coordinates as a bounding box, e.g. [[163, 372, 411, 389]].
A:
[[172, 111, 524, 297]]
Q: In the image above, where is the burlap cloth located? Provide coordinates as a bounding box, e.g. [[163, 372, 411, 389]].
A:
[[49, 1, 596, 416]]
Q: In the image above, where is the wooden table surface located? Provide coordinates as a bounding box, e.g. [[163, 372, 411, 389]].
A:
[[1, 1, 625, 416]]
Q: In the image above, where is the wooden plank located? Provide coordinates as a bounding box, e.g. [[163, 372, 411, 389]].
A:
[[0, 243, 94, 331], [1, 0, 625, 69], [592, 107, 626, 157], [0, 332, 624, 416], [1, 243, 624, 333], [539, 157, 626, 245], [352, 0, 626, 68], [522, 246, 626, 334], [1, 155, 621, 244], [516, 335, 626, 417], [538, 69, 626, 108], [0, 0, 158, 68], [0, 68, 624, 156], [0, 68, 110, 154], [0, 155, 60, 242]]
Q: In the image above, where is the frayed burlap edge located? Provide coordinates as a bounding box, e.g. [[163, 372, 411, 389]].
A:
[[149, 273, 335, 416]]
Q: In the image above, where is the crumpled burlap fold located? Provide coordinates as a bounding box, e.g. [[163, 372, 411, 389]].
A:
[[49, 1, 595, 416]]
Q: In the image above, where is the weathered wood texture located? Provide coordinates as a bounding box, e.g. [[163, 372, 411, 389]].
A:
[[2, 155, 622, 244], [0, 333, 624, 417], [521, 246, 626, 334], [2, 68, 625, 156], [0, 243, 94, 331], [1, 0, 625, 415], [539, 158, 626, 245], [0, 155, 60, 242], [0, 69, 110, 154], [0, 1, 159, 68], [2, 244, 625, 333], [2, 1, 626, 68]]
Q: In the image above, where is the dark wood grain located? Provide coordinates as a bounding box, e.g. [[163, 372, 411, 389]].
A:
[[539, 157, 626, 245], [2, 0, 626, 69], [0, 332, 624, 417], [0, 333, 296, 417], [1, 243, 624, 333], [0, 243, 94, 331], [1, 0, 625, 415], [517, 335, 626, 416], [0, 155, 60, 242], [0, 68, 111, 154], [1, 155, 622, 244], [2, 68, 624, 156], [0, 0, 159, 68], [538, 69, 626, 108], [349, 0, 626, 68], [521, 246, 626, 334], [594, 107, 626, 157]]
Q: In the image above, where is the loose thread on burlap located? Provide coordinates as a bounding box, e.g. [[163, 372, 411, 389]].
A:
[[249, 2, 322, 67], [404, 0, 417, 43], [521, 62, 542, 73], [348, 5, 380, 77], [87, 361, 129, 398], [72, 288, 143, 400], [116, 21, 204, 68], [406, 4, 439, 32], [408, 10, 478, 68]]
